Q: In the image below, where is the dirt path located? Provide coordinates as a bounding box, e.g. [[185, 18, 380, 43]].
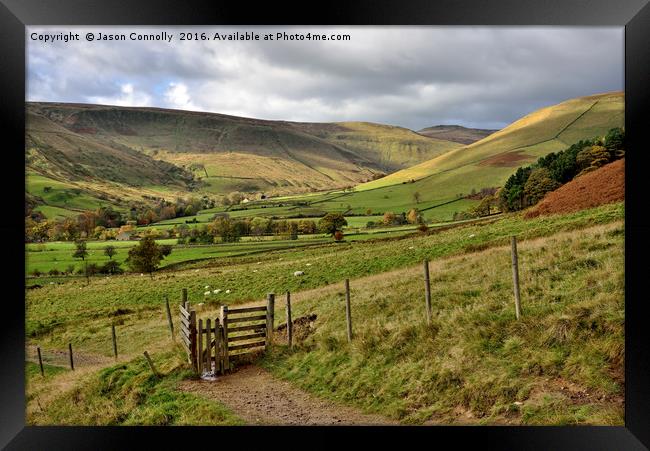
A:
[[178, 364, 398, 425]]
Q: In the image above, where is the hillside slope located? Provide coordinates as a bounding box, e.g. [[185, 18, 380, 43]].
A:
[[303, 92, 623, 220], [525, 159, 624, 218], [27, 103, 461, 197], [417, 125, 497, 144]]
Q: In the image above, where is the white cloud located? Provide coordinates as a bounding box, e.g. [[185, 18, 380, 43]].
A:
[[163, 82, 198, 110], [88, 83, 152, 107]]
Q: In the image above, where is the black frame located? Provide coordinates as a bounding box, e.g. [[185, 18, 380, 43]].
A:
[[1, 1, 649, 449]]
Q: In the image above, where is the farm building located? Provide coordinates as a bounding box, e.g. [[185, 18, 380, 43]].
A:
[[115, 231, 132, 241]]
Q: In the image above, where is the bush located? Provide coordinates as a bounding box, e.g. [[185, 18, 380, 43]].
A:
[[65, 264, 75, 275], [31, 269, 41, 277], [417, 223, 429, 233], [48, 268, 60, 276], [334, 230, 344, 241], [101, 260, 123, 275], [86, 263, 100, 276]]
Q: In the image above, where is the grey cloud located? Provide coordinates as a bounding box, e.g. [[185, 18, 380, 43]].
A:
[[26, 26, 623, 130]]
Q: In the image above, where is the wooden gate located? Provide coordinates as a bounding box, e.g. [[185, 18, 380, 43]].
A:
[[179, 293, 275, 374]]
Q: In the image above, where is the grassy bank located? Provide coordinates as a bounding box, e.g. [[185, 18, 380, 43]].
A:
[[27, 349, 243, 425], [261, 221, 624, 425]]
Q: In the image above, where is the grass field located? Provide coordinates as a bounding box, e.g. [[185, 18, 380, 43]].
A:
[[262, 220, 624, 424], [26, 202, 622, 344], [25, 202, 624, 425]]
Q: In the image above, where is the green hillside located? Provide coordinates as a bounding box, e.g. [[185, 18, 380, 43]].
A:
[[359, 92, 623, 190], [292, 92, 623, 220], [27, 103, 460, 198]]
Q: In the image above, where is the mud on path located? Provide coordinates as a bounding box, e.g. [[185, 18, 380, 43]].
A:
[[178, 364, 398, 425]]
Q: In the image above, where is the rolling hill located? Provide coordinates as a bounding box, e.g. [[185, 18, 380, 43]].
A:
[[417, 125, 497, 144], [290, 92, 623, 220], [27, 103, 461, 199]]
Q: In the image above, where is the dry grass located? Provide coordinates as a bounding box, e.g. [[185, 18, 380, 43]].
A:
[[262, 221, 625, 425]]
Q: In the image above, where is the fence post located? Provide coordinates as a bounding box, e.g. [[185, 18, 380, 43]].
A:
[[423, 260, 432, 324], [37, 346, 44, 377], [220, 305, 230, 371], [345, 279, 353, 342], [68, 343, 74, 370], [111, 324, 118, 359], [266, 293, 275, 346], [143, 351, 159, 377], [215, 317, 223, 375], [205, 318, 212, 373], [197, 318, 204, 375], [165, 296, 174, 340], [189, 309, 197, 372], [182, 288, 188, 306], [286, 291, 293, 350], [511, 236, 522, 320]]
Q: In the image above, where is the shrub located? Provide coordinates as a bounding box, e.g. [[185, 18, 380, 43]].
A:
[[101, 260, 123, 275], [417, 223, 429, 233], [334, 230, 344, 241], [31, 269, 41, 277], [86, 263, 100, 276], [48, 268, 60, 276]]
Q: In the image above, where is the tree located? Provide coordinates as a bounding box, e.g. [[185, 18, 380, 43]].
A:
[[413, 191, 421, 204], [382, 211, 397, 225], [406, 208, 423, 225], [523, 168, 561, 206], [72, 240, 89, 285], [576, 145, 612, 176], [125, 236, 169, 278], [604, 127, 625, 157], [104, 245, 117, 260], [318, 213, 347, 235]]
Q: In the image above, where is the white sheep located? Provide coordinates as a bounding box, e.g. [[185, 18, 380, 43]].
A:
[[213, 289, 221, 294], [294, 271, 305, 276], [305, 263, 312, 267], [226, 289, 231, 294], [204, 285, 210, 289], [204, 291, 210, 296], [469, 234, 476, 238]]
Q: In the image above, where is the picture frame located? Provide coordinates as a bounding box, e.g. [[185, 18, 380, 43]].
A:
[[1, 0, 648, 448]]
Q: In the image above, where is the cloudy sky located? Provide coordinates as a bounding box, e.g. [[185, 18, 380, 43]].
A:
[[27, 26, 623, 130]]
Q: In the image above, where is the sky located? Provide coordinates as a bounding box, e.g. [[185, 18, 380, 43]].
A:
[[26, 26, 623, 131]]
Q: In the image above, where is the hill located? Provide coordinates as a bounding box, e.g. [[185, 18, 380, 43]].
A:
[[524, 159, 624, 218], [27, 103, 461, 199], [300, 92, 623, 220], [417, 125, 497, 144]]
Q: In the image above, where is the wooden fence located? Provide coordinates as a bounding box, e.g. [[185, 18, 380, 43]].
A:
[[179, 293, 274, 374]]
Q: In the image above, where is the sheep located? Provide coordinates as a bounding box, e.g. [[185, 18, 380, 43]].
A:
[[225, 289, 231, 294], [213, 289, 221, 294], [294, 271, 305, 276], [204, 285, 210, 289], [468, 234, 476, 238], [305, 263, 312, 267], [204, 291, 211, 296]]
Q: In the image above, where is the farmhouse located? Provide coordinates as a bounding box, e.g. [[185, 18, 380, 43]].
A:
[[116, 231, 132, 241]]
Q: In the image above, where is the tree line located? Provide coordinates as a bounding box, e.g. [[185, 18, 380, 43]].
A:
[[498, 127, 624, 212]]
